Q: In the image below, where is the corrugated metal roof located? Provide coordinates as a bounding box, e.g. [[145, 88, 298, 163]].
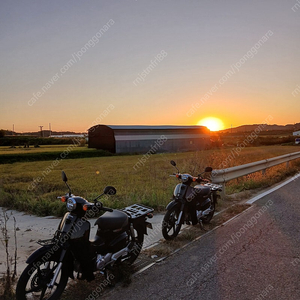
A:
[[107, 125, 208, 130]]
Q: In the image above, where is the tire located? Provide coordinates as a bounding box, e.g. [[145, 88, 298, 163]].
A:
[[201, 201, 215, 224], [16, 257, 68, 300], [162, 206, 183, 240], [125, 225, 144, 264]]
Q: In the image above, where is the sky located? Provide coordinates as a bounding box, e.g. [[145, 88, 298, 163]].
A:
[[0, 0, 299, 132]]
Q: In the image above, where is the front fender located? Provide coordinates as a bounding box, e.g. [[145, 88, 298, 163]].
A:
[[26, 244, 61, 264], [166, 200, 181, 211]]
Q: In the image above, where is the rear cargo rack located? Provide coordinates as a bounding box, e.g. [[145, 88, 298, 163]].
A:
[[122, 204, 154, 219], [204, 183, 223, 191]]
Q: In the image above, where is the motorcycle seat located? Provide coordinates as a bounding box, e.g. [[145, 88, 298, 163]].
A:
[[95, 209, 128, 230], [193, 185, 210, 197]]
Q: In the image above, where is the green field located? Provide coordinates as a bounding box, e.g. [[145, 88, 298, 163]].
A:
[[0, 145, 111, 164], [0, 145, 300, 216], [0, 145, 90, 155]]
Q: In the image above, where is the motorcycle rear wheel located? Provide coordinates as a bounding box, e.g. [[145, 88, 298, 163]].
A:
[[16, 258, 68, 300], [125, 225, 144, 264], [162, 206, 183, 240], [201, 202, 215, 224]]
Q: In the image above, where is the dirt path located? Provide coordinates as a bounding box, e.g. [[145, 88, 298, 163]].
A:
[[0, 208, 60, 276]]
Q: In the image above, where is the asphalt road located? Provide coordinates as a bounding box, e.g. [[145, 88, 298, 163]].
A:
[[100, 176, 300, 300]]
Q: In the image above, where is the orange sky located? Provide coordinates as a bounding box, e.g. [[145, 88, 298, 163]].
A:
[[0, 1, 299, 133]]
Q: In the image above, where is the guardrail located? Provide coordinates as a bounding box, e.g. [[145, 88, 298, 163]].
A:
[[211, 151, 300, 197]]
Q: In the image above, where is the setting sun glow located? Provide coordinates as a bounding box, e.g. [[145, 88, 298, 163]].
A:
[[197, 117, 224, 131]]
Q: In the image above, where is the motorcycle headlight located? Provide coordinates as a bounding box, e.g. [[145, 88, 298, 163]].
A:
[[181, 174, 189, 183], [66, 198, 76, 211]]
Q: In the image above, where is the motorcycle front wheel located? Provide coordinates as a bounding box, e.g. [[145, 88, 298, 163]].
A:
[[16, 257, 68, 300], [162, 206, 183, 240]]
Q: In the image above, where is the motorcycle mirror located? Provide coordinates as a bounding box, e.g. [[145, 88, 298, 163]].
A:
[[103, 186, 117, 195], [61, 171, 68, 182], [205, 167, 213, 172], [170, 160, 176, 166]]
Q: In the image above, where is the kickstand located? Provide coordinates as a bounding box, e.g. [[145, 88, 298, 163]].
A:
[[199, 220, 206, 231]]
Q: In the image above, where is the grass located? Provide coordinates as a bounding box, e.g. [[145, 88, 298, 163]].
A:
[[0, 146, 300, 216], [0, 145, 90, 155], [0, 145, 112, 164]]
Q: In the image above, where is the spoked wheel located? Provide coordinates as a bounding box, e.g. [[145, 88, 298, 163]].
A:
[[16, 258, 68, 300], [201, 202, 215, 224], [162, 206, 183, 240], [125, 225, 144, 264]]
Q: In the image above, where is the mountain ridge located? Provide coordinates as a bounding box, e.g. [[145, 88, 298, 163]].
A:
[[221, 123, 300, 133]]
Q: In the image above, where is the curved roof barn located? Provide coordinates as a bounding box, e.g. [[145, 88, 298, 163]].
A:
[[88, 125, 211, 153]]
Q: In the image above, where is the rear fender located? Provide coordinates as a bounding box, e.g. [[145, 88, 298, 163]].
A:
[[130, 216, 153, 235]]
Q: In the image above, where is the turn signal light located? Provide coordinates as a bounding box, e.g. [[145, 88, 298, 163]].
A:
[[61, 196, 67, 202], [176, 174, 180, 178], [83, 204, 88, 211]]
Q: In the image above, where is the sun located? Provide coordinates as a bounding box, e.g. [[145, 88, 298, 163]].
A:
[[197, 117, 224, 131]]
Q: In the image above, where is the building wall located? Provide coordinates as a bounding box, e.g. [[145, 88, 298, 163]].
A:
[[293, 131, 300, 136], [88, 125, 115, 152], [115, 137, 210, 153]]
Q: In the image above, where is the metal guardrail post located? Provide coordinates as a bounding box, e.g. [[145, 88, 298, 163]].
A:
[[220, 183, 226, 199]]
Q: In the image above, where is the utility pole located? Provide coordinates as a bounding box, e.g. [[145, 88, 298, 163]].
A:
[[39, 126, 43, 137]]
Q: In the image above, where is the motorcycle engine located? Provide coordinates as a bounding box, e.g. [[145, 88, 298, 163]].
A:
[[96, 253, 112, 270]]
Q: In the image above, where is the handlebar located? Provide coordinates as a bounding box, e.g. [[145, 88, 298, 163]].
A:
[[170, 173, 210, 183], [101, 207, 113, 212], [92, 201, 113, 212]]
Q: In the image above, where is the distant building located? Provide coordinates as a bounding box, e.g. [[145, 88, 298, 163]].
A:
[[293, 130, 300, 136], [88, 125, 211, 153], [41, 130, 52, 137]]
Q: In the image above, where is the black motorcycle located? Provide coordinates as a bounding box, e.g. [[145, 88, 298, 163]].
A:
[[162, 160, 222, 240], [16, 171, 153, 300]]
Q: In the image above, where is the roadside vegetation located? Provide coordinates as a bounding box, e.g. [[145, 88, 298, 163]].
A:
[[0, 211, 17, 299], [0, 145, 299, 217]]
